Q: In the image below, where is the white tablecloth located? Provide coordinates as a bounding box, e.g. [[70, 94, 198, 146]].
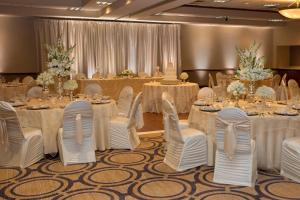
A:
[[142, 82, 199, 113], [188, 105, 300, 169], [16, 101, 118, 154]]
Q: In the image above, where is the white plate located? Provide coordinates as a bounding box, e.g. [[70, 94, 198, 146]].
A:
[[26, 105, 49, 110], [194, 100, 209, 106], [200, 106, 221, 112], [10, 102, 26, 107], [274, 111, 298, 116], [246, 111, 259, 116]]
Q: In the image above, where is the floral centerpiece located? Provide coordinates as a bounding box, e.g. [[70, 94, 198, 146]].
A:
[[63, 80, 78, 101], [118, 69, 135, 77], [255, 86, 275, 100], [236, 42, 273, 101], [47, 38, 75, 99], [180, 72, 189, 82], [227, 80, 246, 107], [36, 71, 54, 87]]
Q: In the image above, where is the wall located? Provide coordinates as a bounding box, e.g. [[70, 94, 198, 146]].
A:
[[181, 24, 274, 85], [0, 16, 37, 73]]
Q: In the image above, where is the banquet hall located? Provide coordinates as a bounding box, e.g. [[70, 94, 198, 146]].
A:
[[1, 0, 300, 199]]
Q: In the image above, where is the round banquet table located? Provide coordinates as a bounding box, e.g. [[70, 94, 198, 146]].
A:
[[142, 82, 199, 113], [188, 103, 300, 170], [16, 98, 118, 154]]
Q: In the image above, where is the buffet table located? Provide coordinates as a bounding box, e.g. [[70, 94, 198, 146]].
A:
[[16, 98, 118, 154], [142, 82, 199, 113], [78, 77, 163, 100], [188, 103, 300, 170]]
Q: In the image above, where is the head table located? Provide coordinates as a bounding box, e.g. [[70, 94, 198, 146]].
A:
[[15, 97, 118, 154], [188, 101, 300, 170], [142, 82, 199, 113], [77, 77, 163, 100]]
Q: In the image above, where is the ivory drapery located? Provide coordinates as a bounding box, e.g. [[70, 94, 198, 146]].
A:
[[34, 19, 181, 78]]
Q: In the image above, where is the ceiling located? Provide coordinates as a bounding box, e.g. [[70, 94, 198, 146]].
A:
[[0, 0, 298, 26]]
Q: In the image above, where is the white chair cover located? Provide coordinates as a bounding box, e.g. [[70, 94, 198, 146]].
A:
[[110, 92, 142, 149], [117, 86, 134, 117], [215, 72, 224, 86], [162, 96, 207, 171], [197, 87, 215, 100], [84, 83, 103, 96], [22, 76, 34, 84], [57, 100, 95, 165], [277, 73, 288, 101], [272, 74, 281, 88], [162, 92, 189, 145], [27, 86, 43, 98], [208, 73, 215, 88], [214, 107, 257, 187], [288, 79, 299, 100], [281, 137, 300, 183], [75, 73, 87, 80], [0, 101, 43, 168]]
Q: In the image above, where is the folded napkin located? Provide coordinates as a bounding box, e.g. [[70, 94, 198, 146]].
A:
[[75, 114, 83, 144]]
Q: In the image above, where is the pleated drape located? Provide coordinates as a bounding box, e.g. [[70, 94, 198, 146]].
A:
[[34, 19, 181, 78]]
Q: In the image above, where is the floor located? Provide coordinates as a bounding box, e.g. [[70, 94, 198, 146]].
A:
[[1, 114, 300, 200]]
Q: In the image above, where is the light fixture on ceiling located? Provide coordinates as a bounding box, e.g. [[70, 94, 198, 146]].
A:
[[69, 7, 81, 11], [213, 0, 231, 3], [96, 1, 112, 6], [279, 0, 300, 19]]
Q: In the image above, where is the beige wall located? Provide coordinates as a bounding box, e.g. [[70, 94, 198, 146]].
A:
[[181, 24, 274, 70], [0, 16, 37, 73]]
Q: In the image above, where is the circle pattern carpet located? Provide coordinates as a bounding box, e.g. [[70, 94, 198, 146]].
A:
[[1, 132, 300, 200]]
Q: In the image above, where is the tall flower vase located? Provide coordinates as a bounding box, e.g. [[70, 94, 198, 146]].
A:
[[57, 76, 64, 100], [69, 90, 74, 101], [234, 95, 240, 108], [247, 81, 256, 103], [42, 85, 49, 100]]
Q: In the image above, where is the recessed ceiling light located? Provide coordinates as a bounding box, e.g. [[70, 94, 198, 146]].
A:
[[264, 3, 279, 8], [105, 7, 112, 14], [126, 0, 132, 5], [96, 1, 112, 6], [268, 19, 284, 22], [69, 7, 81, 11]]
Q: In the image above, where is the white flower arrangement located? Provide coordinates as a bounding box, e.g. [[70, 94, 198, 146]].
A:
[[236, 42, 272, 81], [180, 72, 189, 81], [255, 86, 275, 99], [119, 69, 135, 77], [63, 80, 78, 91], [47, 38, 75, 77], [227, 81, 246, 96], [36, 71, 54, 86]]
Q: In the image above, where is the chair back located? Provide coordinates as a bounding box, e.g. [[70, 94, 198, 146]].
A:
[[27, 86, 43, 98], [288, 79, 299, 100], [22, 76, 34, 84], [76, 73, 87, 80], [62, 101, 93, 144], [272, 74, 281, 88], [215, 72, 224, 86], [92, 72, 102, 79], [128, 92, 143, 129], [216, 108, 251, 160], [84, 83, 103, 96], [197, 87, 214, 100], [162, 92, 176, 142], [281, 73, 287, 86], [117, 86, 134, 117], [0, 101, 24, 152], [208, 73, 215, 88], [162, 95, 183, 143]]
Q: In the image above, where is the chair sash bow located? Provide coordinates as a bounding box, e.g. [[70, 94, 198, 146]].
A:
[[217, 117, 249, 160]]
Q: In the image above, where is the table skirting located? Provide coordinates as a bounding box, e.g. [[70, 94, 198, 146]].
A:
[[142, 82, 199, 113]]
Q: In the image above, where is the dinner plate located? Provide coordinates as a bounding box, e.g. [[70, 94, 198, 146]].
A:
[[200, 106, 221, 112], [10, 102, 26, 107], [273, 111, 298, 116], [292, 105, 300, 110], [246, 111, 259, 116], [26, 105, 49, 110], [277, 101, 287, 105], [194, 100, 210, 106]]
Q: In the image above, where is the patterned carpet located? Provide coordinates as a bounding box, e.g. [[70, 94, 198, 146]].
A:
[[1, 132, 300, 200]]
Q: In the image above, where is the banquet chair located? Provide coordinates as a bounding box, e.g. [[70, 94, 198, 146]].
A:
[[197, 87, 215, 100], [281, 137, 300, 183], [162, 92, 189, 145], [208, 73, 215, 88], [75, 73, 87, 80], [84, 83, 103, 96], [109, 92, 142, 149], [272, 74, 281, 89], [27, 86, 43, 98], [162, 96, 207, 171], [117, 86, 134, 117], [0, 101, 44, 168], [215, 72, 224, 86], [22, 76, 34, 84], [213, 108, 257, 187], [288, 79, 299, 100], [57, 100, 95, 165], [276, 73, 288, 101]]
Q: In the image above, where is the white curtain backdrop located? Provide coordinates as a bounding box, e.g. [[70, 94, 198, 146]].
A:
[[34, 19, 181, 78]]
